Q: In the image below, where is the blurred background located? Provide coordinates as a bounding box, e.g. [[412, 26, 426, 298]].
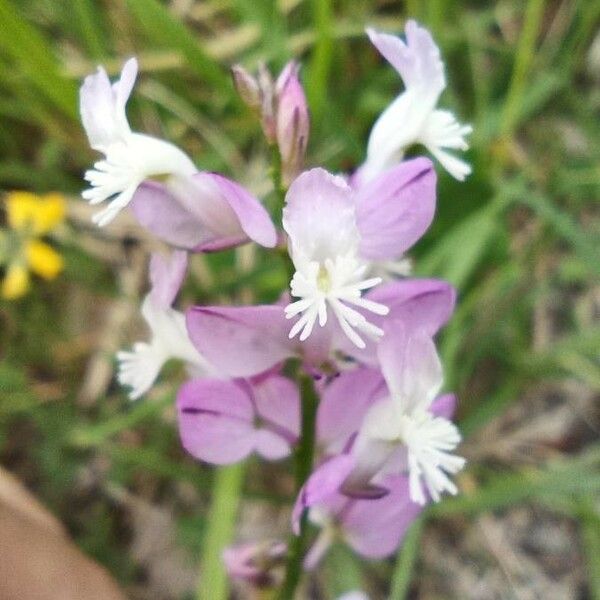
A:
[[0, 0, 599, 598]]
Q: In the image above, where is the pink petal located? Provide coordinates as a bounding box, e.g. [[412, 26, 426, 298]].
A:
[[186, 305, 293, 378], [252, 374, 300, 442], [343, 475, 423, 558], [195, 173, 277, 249], [372, 278, 456, 335], [355, 158, 436, 260], [431, 393, 457, 420], [283, 168, 357, 262], [176, 378, 255, 464], [130, 181, 211, 249], [317, 368, 386, 454], [336, 278, 456, 367], [149, 249, 188, 309], [291, 454, 356, 534], [130, 174, 277, 251], [377, 322, 443, 409], [253, 429, 292, 460]]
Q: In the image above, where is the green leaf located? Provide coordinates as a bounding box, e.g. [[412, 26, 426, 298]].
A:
[[0, 0, 77, 119], [125, 0, 229, 92]]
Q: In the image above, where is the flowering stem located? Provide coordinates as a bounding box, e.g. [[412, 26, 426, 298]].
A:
[[197, 463, 245, 600], [277, 372, 319, 599]]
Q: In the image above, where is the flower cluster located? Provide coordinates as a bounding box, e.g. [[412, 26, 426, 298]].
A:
[[1, 192, 65, 299], [78, 20, 470, 592]]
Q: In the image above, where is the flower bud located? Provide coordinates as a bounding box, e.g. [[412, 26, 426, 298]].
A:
[[231, 65, 261, 111], [275, 62, 310, 186], [257, 62, 277, 142], [222, 541, 287, 588]]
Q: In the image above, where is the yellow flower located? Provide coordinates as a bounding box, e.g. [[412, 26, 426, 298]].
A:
[[6, 192, 66, 235], [25, 240, 64, 280], [2, 191, 66, 300], [2, 263, 29, 299]]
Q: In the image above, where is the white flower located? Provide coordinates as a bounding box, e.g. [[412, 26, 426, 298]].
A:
[[360, 21, 472, 182], [282, 168, 389, 349], [354, 326, 465, 504], [80, 58, 196, 226], [117, 295, 211, 400]]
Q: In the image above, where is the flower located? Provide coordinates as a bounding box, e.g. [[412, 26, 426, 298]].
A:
[[222, 540, 287, 588], [177, 373, 299, 464], [354, 321, 465, 504], [81, 59, 278, 250], [80, 58, 197, 226], [282, 162, 436, 348], [358, 21, 472, 183], [1, 192, 65, 299], [116, 250, 212, 399]]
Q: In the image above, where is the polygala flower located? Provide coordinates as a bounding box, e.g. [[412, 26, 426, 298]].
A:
[[297, 468, 422, 565], [359, 21, 472, 183], [117, 250, 212, 399], [1, 192, 65, 299], [283, 168, 389, 348], [80, 58, 196, 226], [354, 322, 465, 504], [282, 162, 437, 348], [80, 60, 277, 252], [302, 321, 464, 509]]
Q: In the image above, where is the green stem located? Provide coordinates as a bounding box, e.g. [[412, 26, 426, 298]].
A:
[[270, 143, 286, 225], [389, 518, 424, 600], [277, 373, 319, 599], [197, 463, 246, 600]]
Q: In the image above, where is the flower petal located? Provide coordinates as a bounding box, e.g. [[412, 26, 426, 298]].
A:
[[334, 278, 456, 366], [366, 22, 445, 95], [252, 374, 300, 443], [431, 393, 457, 420], [355, 157, 436, 260], [186, 305, 293, 378], [342, 474, 423, 558], [190, 173, 277, 249], [377, 322, 443, 411], [176, 378, 255, 464], [149, 249, 188, 309], [129, 181, 212, 249], [291, 454, 356, 534], [317, 368, 386, 454], [283, 168, 357, 264]]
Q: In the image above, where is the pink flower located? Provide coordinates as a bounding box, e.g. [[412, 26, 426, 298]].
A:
[[117, 250, 213, 400], [357, 21, 472, 183], [177, 373, 300, 464], [222, 540, 287, 588], [80, 59, 277, 250]]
